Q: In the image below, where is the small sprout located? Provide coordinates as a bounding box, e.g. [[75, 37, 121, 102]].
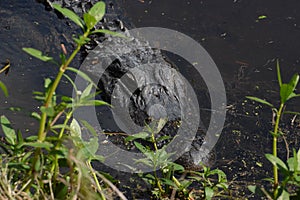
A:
[[258, 15, 267, 20]]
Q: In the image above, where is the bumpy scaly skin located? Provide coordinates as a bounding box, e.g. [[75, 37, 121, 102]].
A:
[[40, 0, 215, 169]]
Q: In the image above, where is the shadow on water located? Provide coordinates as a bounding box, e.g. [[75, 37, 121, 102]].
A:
[[0, 0, 299, 198]]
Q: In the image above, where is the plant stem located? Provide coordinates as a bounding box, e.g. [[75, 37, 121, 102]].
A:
[[87, 160, 106, 200], [273, 103, 284, 195], [31, 30, 90, 189], [37, 45, 81, 142]]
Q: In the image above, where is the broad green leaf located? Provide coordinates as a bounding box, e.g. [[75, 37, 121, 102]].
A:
[[280, 83, 294, 103], [91, 29, 127, 38], [246, 96, 274, 108], [0, 115, 16, 145], [85, 137, 99, 156], [52, 4, 85, 30], [70, 118, 82, 139], [0, 81, 8, 97], [23, 48, 53, 62], [277, 60, 282, 87], [88, 1, 105, 22], [265, 153, 288, 172], [204, 186, 214, 200], [155, 118, 167, 134], [40, 106, 55, 117], [83, 13, 97, 30], [125, 132, 149, 142], [277, 189, 290, 200], [67, 67, 97, 87]]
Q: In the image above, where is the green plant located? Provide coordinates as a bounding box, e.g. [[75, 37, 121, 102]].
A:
[[127, 118, 228, 199], [247, 60, 300, 199], [188, 164, 228, 200], [0, 2, 127, 199]]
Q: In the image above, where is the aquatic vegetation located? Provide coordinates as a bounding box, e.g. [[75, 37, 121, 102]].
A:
[[0, 2, 126, 199], [247, 60, 300, 199], [127, 118, 228, 199]]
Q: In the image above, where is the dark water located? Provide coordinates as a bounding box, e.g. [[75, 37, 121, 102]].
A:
[[116, 0, 300, 193], [0, 0, 299, 198], [0, 0, 78, 133]]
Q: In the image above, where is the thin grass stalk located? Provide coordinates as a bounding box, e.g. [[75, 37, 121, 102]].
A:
[[273, 103, 284, 197]]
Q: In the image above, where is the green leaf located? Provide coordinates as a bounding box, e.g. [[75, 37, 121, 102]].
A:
[[155, 118, 167, 134], [23, 141, 54, 150], [88, 1, 105, 23], [0, 115, 16, 145], [81, 83, 93, 99], [280, 83, 294, 103], [0, 81, 8, 97], [70, 118, 82, 139], [67, 67, 97, 88], [161, 178, 176, 187], [265, 153, 288, 172], [278, 189, 290, 200], [248, 185, 264, 195], [289, 148, 300, 171], [75, 100, 110, 107], [169, 162, 185, 172], [85, 137, 99, 156], [288, 73, 299, 92], [246, 96, 274, 108], [83, 13, 97, 30], [134, 141, 147, 154], [80, 120, 97, 137], [16, 130, 24, 145], [73, 35, 91, 45], [40, 106, 55, 117], [258, 15, 267, 20], [277, 60, 282, 87], [125, 132, 149, 142], [204, 186, 214, 200], [22, 48, 53, 62], [52, 4, 85, 30], [91, 29, 127, 38], [283, 111, 300, 115]]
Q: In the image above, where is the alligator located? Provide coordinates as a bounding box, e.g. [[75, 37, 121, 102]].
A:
[[40, 0, 216, 170]]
